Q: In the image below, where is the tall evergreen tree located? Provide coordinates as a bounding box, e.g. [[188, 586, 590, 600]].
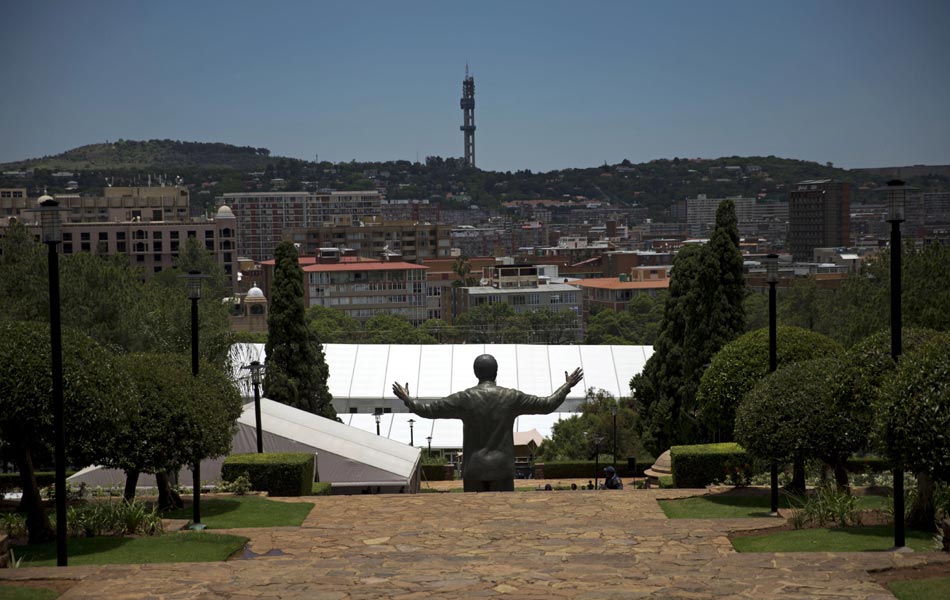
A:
[[264, 241, 335, 419], [630, 200, 746, 455]]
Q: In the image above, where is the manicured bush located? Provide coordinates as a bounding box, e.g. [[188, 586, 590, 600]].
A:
[[311, 482, 332, 496], [670, 443, 758, 488], [222, 452, 316, 497], [421, 464, 453, 481], [541, 460, 654, 480], [658, 475, 675, 488]]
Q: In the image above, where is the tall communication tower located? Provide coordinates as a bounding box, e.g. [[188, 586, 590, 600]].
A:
[[460, 65, 476, 168]]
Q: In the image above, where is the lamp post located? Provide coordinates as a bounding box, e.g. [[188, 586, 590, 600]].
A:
[[426, 436, 432, 454], [182, 270, 208, 530], [611, 405, 618, 469], [374, 408, 382, 436], [765, 253, 780, 517], [242, 360, 264, 453], [38, 196, 68, 567], [408, 418, 415, 447], [885, 179, 908, 548]]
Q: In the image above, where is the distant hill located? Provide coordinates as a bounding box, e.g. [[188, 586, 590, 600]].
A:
[[0, 139, 288, 171], [2, 140, 946, 219]]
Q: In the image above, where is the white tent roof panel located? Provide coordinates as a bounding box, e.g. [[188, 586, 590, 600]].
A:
[[230, 343, 653, 403]]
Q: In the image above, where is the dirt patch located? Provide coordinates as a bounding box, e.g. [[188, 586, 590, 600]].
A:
[[869, 561, 950, 585]]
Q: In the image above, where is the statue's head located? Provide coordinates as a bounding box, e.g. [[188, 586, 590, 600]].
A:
[[473, 354, 498, 382]]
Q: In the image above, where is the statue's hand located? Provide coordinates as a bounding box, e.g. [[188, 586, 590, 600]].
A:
[[565, 368, 584, 388], [392, 381, 411, 402]]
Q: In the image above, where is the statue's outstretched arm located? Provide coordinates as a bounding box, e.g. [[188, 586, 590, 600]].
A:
[[392, 381, 411, 403], [565, 367, 584, 389]]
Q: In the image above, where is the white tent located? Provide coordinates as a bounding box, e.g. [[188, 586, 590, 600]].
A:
[[69, 399, 422, 494], [230, 343, 653, 414]]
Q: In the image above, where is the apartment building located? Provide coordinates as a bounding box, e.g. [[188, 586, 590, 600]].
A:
[[221, 190, 380, 262], [289, 217, 453, 263], [788, 180, 851, 262]]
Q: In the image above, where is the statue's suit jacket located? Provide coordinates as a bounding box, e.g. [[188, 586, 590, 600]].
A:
[[404, 380, 572, 481]]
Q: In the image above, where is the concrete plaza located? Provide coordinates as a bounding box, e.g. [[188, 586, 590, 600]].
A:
[[1, 487, 947, 599]]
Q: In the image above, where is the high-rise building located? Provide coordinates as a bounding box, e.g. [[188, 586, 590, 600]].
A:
[[788, 180, 851, 261], [460, 66, 476, 168]]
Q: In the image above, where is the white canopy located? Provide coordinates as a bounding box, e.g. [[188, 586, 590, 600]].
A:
[[230, 343, 653, 412], [69, 399, 422, 493]]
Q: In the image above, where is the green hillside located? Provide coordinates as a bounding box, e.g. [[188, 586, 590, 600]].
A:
[[0, 139, 283, 171]]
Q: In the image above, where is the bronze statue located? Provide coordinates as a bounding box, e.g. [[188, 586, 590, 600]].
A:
[[393, 354, 584, 492]]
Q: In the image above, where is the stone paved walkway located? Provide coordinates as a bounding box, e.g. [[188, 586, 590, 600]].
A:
[[2, 489, 947, 599]]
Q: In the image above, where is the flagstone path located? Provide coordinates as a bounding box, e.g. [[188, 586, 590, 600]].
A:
[[1, 488, 947, 599]]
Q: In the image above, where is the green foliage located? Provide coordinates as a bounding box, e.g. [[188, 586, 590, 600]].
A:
[[218, 472, 252, 495], [421, 464, 453, 481], [657, 475, 675, 488], [221, 452, 316, 497], [1, 512, 28, 538], [0, 220, 48, 322], [453, 303, 580, 344], [697, 326, 842, 440], [786, 483, 861, 529], [362, 313, 437, 344], [669, 443, 757, 488], [311, 482, 332, 496], [100, 353, 240, 488], [265, 241, 335, 418], [735, 358, 857, 476], [743, 245, 950, 347], [306, 304, 361, 343], [875, 334, 950, 483], [538, 389, 645, 463], [584, 294, 665, 345], [0, 584, 58, 599], [60, 500, 163, 538]]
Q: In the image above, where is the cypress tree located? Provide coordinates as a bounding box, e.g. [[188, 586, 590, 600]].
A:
[[264, 241, 335, 419], [631, 200, 745, 455]]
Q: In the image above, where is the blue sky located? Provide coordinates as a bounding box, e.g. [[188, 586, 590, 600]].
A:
[[2, 0, 948, 172]]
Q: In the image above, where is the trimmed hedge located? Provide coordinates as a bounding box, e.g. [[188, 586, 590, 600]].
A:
[[311, 482, 332, 496], [539, 460, 654, 480], [0, 471, 77, 492], [670, 443, 757, 488], [421, 464, 453, 481], [222, 453, 316, 497]]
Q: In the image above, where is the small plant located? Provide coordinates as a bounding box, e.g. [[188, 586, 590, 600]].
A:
[[113, 500, 163, 535], [0, 511, 27, 539], [7, 548, 25, 568], [220, 472, 252, 495], [786, 483, 860, 529]]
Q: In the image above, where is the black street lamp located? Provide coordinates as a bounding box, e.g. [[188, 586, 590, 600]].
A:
[[38, 195, 68, 567], [408, 418, 415, 447], [765, 253, 780, 517], [884, 179, 909, 548], [242, 360, 264, 453], [426, 436, 432, 454], [374, 408, 382, 436], [610, 405, 618, 469], [182, 270, 208, 530]]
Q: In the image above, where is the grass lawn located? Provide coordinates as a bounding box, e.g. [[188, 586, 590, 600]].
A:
[[163, 495, 313, 528], [889, 576, 950, 600], [0, 585, 60, 600], [731, 525, 935, 552], [660, 492, 890, 519], [12, 532, 248, 567]]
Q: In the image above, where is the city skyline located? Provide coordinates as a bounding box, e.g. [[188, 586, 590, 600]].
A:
[[3, 0, 949, 173]]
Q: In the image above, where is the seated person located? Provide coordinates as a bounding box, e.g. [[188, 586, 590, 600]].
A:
[[603, 466, 623, 490]]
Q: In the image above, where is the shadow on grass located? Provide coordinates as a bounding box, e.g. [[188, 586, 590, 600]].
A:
[[163, 498, 242, 520], [14, 536, 131, 562]]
